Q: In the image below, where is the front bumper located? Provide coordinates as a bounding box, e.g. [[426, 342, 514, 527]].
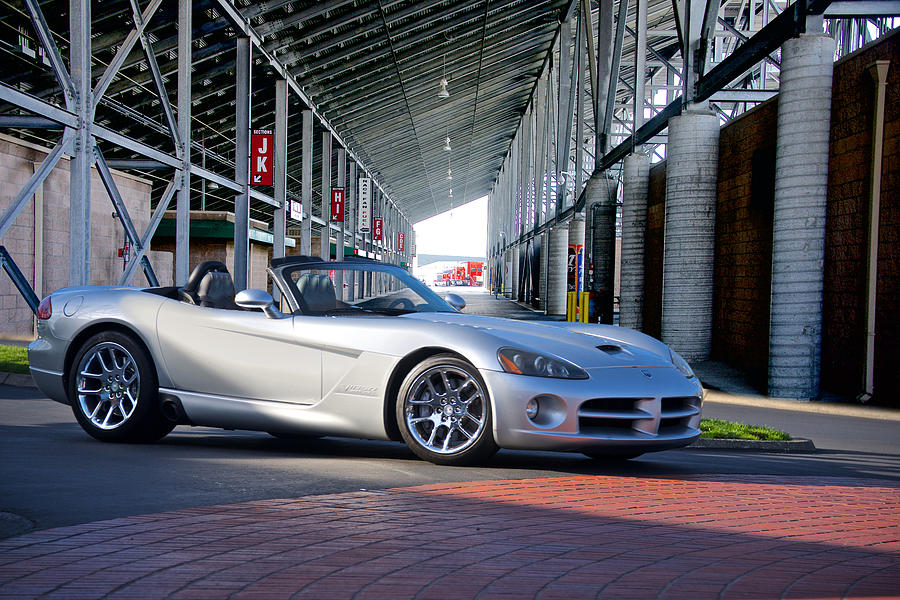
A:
[[483, 365, 703, 453]]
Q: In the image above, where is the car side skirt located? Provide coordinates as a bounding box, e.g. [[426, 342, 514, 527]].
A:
[[164, 388, 391, 440]]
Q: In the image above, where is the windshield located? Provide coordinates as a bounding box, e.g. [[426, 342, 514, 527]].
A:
[[278, 261, 456, 316]]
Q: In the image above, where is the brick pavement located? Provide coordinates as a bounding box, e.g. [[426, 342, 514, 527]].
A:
[[1, 475, 898, 599]]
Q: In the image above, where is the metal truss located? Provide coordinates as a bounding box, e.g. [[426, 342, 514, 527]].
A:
[[487, 0, 899, 267]]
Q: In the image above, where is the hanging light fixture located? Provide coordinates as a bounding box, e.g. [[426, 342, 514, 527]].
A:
[[437, 54, 450, 98], [446, 155, 452, 180], [444, 135, 451, 152]]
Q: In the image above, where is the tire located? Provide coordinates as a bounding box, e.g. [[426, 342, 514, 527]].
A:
[[68, 331, 174, 443], [396, 354, 498, 466], [582, 450, 644, 461]]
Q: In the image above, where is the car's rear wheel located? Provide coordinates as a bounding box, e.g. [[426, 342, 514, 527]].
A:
[[396, 354, 498, 466], [69, 331, 174, 443]]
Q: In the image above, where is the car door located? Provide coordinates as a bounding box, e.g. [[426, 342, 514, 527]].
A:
[[156, 300, 321, 404]]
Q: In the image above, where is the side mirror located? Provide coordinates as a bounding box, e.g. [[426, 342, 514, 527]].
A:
[[235, 289, 285, 319], [445, 293, 466, 312]]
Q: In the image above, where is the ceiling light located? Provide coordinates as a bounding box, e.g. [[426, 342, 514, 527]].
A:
[[438, 54, 450, 99], [446, 167, 452, 180], [444, 136, 451, 152]]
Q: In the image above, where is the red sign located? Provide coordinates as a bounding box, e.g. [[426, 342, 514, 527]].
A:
[[330, 188, 345, 222], [398, 233, 405, 252], [373, 218, 383, 241], [251, 129, 273, 186]]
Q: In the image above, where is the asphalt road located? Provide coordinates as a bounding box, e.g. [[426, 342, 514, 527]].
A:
[[2, 383, 898, 537]]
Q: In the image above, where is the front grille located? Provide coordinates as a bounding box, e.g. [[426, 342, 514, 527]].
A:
[[578, 395, 701, 438]]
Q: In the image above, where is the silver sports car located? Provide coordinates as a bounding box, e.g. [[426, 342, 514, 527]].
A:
[[28, 256, 702, 465]]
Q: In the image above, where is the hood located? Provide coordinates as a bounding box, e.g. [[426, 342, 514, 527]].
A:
[[402, 312, 675, 370]]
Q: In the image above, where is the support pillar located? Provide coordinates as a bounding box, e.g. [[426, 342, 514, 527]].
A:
[[661, 110, 720, 360], [69, 0, 91, 286], [320, 132, 332, 261], [546, 225, 569, 316], [620, 152, 650, 330], [538, 232, 548, 310], [584, 173, 617, 323], [233, 37, 251, 291], [273, 79, 287, 263], [301, 110, 313, 256], [768, 33, 836, 399], [509, 245, 519, 300]]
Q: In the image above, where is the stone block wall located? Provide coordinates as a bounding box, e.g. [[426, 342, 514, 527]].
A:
[[822, 30, 900, 403], [0, 134, 171, 340], [642, 162, 666, 340], [712, 100, 778, 390]]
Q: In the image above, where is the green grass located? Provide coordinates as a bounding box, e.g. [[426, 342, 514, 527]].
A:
[[0, 344, 29, 374], [700, 417, 791, 441]]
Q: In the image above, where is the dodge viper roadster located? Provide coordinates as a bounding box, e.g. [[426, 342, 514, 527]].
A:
[[28, 256, 702, 465]]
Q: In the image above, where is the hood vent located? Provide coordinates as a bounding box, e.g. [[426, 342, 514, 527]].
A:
[[597, 344, 626, 355]]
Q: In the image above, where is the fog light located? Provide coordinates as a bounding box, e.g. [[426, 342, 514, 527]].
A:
[[525, 398, 539, 420]]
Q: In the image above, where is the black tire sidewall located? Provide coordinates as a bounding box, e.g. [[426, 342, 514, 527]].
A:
[[68, 331, 172, 443], [396, 354, 498, 466]]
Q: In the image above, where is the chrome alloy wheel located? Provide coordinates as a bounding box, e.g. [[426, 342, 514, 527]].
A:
[[403, 364, 487, 455], [75, 342, 141, 430]]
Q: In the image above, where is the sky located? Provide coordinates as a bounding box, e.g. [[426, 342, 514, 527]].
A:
[[412, 196, 488, 257]]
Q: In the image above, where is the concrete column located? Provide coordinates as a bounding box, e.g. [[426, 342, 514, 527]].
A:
[[768, 33, 836, 399], [509, 245, 520, 300], [661, 109, 720, 360], [538, 232, 548, 310], [233, 37, 251, 291], [620, 152, 650, 330], [584, 173, 617, 322], [568, 218, 585, 296], [546, 225, 569, 316]]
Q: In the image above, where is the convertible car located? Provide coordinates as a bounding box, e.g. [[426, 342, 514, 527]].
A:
[[28, 256, 703, 465]]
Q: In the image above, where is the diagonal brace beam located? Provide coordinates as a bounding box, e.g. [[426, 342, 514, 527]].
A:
[[92, 0, 164, 110], [118, 177, 179, 286], [94, 145, 159, 286], [0, 130, 73, 240], [24, 0, 75, 109]]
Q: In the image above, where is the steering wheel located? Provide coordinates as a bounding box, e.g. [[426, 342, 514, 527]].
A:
[[388, 298, 415, 310]]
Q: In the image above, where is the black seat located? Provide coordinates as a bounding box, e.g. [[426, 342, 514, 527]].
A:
[[179, 261, 237, 309], [296, 273, 336, 313]]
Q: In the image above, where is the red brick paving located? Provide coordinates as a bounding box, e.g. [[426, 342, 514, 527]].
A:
[[0, 475, 898, 599]]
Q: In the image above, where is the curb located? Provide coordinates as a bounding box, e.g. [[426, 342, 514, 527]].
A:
[[688, 437, 816, 452], [0, 371, 36, 388]]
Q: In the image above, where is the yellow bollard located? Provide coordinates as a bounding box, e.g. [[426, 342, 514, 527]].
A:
[[566, 292, 577, 322], [579, 292, 590, 323]]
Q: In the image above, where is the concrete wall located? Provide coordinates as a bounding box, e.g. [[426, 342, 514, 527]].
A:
[[0, 134, 172, 340]]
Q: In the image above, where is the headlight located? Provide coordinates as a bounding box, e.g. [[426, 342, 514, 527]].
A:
[[669, 348, 694, 378], [497, 348, 588, 379]]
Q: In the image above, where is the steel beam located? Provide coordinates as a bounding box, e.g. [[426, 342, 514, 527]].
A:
[[119, 178, 178, 286], [301, 110, 313, 255], [273, 79, 288, 263], [234, 37, 251, 291], [175, 0, 192, 285], [24, 0, 75, 109], [69, 0, 92, 286], [602, 0, 629, 153], [93, 146, 158, 286], [321, 131, 332, 261], [0, 132, 72, 240], [634, 0, 648, 130]]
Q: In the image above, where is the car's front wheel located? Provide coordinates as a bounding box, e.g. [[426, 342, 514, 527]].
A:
[[69, 331, 174, 443], [396, 354, 498, 466]]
